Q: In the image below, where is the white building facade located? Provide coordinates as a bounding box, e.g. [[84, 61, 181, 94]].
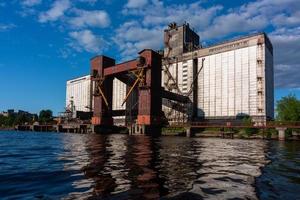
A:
[[196, 36, 274, 121], [112, 78, 127, 125], [66, 75, 93, 112], [66, 75, 127, 123], [162, 32, 274, 123]]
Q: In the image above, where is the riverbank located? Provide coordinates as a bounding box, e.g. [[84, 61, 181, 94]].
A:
[[4, 123, 300, 141], [3, 129, 300, 141], [0, 127, 14, 131], [162, 129, 300, 140]]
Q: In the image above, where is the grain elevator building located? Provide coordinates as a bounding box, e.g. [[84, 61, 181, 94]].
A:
[[162, 23, 274, 123]]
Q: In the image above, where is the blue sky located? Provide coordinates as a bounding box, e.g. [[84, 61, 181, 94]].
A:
[[0, 0, 300, 115]]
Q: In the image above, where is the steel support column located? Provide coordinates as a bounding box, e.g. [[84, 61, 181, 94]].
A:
[[91, 56, 115, 126], [137, 50, 162, 128]]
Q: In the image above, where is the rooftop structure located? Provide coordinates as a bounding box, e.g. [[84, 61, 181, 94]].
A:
[[164, 22, 200, 58]]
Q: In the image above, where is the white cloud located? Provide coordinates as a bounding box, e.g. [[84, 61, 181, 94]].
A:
[[274, 64, 300, 88], [69, 9, 110, 28], [21, 0, 42, 7], [77, 0, 98, 5], [201, 13, 268, 40], [18, 0, 42, 17], [39, 0, 71, 23], [121, 0, 300, 41], [269, 27, 300, 88], [0, 23, 16, 31], [272, 11, 300, 28], [270, 27, 300, 66], [126, 0, 148, 8], [239, 0, 300, 17], [69, 29, 104, 53], [144, 3, 222, 29], [119, 1, 222, 58], [122, 1, 223, 37], [113, 21, 162, 60]]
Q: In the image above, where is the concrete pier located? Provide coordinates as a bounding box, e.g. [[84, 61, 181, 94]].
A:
[[128, 124, 161, 136], [276, 127, 287, 141], [185, 127, 193, 137]]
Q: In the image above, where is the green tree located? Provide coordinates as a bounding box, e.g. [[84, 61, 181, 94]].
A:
[[15, 113, 32, 125], [6, 115, 16, 127], [276, 94, 300, 121], [39, 110, 53, 124], [0, 115, 7, 127]]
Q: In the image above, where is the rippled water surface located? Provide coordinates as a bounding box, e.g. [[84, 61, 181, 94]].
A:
[[0, 131, 299, 199], [256, 141, 300, 200]]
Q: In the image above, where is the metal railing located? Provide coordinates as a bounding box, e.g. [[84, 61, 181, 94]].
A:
[[168, 121, 300, 128]]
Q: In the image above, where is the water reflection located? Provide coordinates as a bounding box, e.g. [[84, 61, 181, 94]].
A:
[[77, 136, 269, 200], [3, 131, 292, 200], [82, 135, 115, 198], [190, 139, 268, 200], [81, 135, 163, 199]]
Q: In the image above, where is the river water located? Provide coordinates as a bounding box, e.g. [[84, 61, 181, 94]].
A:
[[0, 131, 299, 200]]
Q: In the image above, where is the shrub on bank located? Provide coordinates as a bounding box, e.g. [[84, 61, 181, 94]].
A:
[[162, 127, 185, 134], [242, 117, 258, 136]]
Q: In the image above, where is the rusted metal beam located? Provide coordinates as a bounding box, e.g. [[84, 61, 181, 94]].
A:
[[116, 74, 136, 85], [112, 109, 138, 116], [162, 99, 186, 113], [161, 89, 190, 103], [104, 59, 137, 76], [97, 84, 109, 108], [121, 68, 144, 106]]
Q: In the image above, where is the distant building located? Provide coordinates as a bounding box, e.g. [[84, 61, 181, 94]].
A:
[[0, 109, 37, 121], [7, 109, 15, 115], [66, 75, 126, 124], [0, 111, 8, 117], [66, 75, 93, 113], [162, 23, 274, 123], [112, 78, 127, 125]]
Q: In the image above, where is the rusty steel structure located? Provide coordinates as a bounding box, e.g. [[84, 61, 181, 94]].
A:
[[162, 22, 201, 123], [90, 48, 195, 134], [91, 49, 164, 134], [89, 23, 223, 135]]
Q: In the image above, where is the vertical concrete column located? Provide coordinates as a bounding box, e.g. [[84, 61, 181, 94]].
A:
[[128, 125, 132, 135], [192, 58, 198, 120], [91, 55, 115, 126], [128, 124, 135, 135], [276, 127, 287, 141], [186, 127, 194, 137], [55, 125, 58, 132]]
